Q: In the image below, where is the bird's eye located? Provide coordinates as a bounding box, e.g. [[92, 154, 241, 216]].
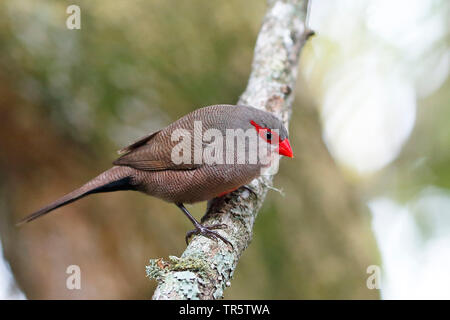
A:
[[266, 131, 272, 141]]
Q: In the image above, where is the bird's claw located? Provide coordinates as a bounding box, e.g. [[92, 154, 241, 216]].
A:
[[185, 223, 233, 248]]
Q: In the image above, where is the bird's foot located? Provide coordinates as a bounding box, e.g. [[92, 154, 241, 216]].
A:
[[185, 223, 233, 248]]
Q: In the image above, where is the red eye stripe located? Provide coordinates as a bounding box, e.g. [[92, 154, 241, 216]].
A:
[[250, 120, 262, 131], [250, 120, 279, 144]]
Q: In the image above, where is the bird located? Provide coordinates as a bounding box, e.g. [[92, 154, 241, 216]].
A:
[[18, 104, 293, 247]]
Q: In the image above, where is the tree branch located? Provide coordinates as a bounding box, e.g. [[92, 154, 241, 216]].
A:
[[147, 0, 313, 300]]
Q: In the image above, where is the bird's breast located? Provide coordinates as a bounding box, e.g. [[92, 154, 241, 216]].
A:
[[135, 163, 261, 204]]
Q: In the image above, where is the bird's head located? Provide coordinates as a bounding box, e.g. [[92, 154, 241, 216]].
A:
[[248, 110, 293, 158]]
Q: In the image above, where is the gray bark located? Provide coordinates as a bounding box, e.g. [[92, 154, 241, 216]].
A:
[[147, 0, 313, 300]]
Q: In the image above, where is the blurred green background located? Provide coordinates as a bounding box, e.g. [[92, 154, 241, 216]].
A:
[[0, 0, 448, 299]]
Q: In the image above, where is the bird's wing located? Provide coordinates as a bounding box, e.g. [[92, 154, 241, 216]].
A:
[[117, 130, 161, 155], [113, 129, 201, 171], [113, 155, 200, 171]]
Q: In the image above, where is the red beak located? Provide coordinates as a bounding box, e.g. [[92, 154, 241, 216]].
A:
[[278, 138, 293, 158]]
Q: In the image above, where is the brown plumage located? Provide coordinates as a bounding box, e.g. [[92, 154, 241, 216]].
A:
[[18, 104, 293, 246]]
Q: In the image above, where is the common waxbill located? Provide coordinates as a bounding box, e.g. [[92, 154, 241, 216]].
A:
[[18, 104, 293, 246]]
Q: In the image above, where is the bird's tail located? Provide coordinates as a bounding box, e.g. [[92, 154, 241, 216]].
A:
[[17, 166, 134, 226]]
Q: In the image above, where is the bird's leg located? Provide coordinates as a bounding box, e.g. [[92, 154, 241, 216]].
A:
[[176, 203, 233, 248]]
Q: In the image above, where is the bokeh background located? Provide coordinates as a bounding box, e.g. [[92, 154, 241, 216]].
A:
[[0, 0, 448, 299]]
